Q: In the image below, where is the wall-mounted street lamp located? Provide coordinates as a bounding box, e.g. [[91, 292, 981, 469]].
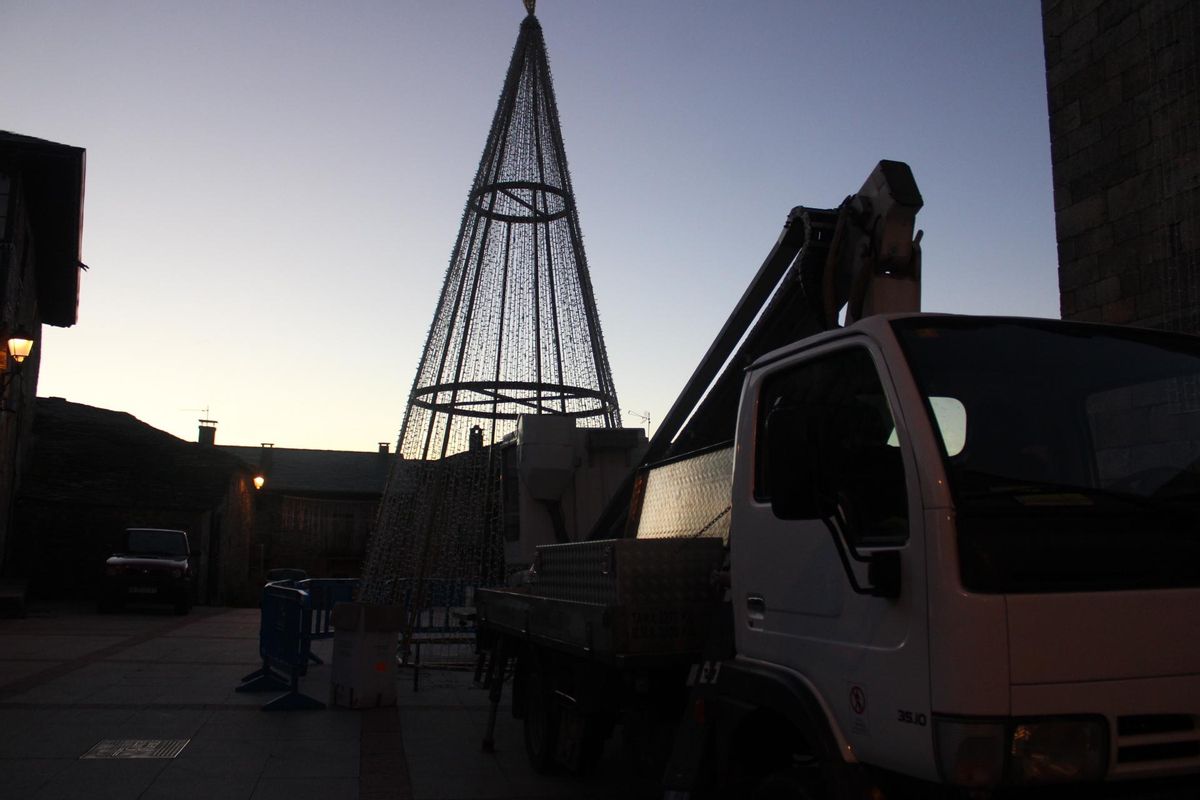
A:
[[0, 330, 36, 396], [7, 334, 34, 364], [253, 475, 266, 491]]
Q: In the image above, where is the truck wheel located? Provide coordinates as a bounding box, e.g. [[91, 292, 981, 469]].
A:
[[573, 712, 608, 776], [752, 764, 820, 800], [523, 660, 559, 773], [621, 709, 673, 778], [752, 758, 867, 800]]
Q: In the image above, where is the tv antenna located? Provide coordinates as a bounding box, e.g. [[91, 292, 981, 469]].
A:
[[625, 409, 651, 431], [182, 405, 216, 422]]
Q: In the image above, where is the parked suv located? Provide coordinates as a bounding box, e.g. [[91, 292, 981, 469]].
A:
[[99, 528, 194, 614]]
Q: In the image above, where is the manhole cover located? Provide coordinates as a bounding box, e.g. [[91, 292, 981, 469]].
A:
[[81, 739, 190, 759]]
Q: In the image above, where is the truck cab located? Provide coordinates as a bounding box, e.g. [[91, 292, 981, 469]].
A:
[[730, 312, 1200, 793]]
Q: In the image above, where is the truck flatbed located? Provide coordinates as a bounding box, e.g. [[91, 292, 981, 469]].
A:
[[476, 586, 714, 666]]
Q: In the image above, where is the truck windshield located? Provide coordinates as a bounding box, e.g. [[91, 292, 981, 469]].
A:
[[893, 317, 1200, 593]]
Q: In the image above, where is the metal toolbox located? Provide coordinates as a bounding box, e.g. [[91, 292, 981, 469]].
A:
[[528, 537, 724, 606], [476, 588, 719, 659]]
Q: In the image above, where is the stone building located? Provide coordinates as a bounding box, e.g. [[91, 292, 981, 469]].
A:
[[15, 399, 259, 606], [218, 441, 391, 580], [1043, 0, 1199, 330], [0, 132, 85, 592]]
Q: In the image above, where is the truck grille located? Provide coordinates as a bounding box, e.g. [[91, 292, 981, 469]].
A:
[[1115, 714, 1200, 769]]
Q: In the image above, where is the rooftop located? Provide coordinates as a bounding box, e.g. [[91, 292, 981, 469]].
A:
[[24, 398, 251, 509], [0, 131, 86, 327], [219, 445, 392, 496]]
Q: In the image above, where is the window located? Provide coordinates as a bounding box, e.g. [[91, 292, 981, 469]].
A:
[[757, 347, 909, 546], [888, 396, 966, 456], [893, 316, 1200, 592]]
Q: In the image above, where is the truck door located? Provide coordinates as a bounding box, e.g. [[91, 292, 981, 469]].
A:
[[731, 340, 933, 778]]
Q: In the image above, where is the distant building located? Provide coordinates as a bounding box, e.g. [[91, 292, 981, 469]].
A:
[[0, 132, 86, 587], [217, 440, 392, 579], [1043, 1, 1199, 331], [15, 399, 260, 605]]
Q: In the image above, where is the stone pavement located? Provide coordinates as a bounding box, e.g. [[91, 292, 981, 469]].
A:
[[0, 604, 645, 799]]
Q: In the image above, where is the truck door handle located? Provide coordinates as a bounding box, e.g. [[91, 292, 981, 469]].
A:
[[746, 594, 766, 620]]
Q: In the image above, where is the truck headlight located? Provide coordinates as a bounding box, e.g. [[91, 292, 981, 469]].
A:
[[935, 716, 1108, 788], [935, 719, 1006, 787], [1009, 719, 1106, 785]]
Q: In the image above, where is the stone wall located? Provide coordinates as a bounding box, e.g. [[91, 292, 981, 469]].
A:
[[252, 492, 378, 580], [0, 170, 42, 579], [1043, 0, 1199, 330]]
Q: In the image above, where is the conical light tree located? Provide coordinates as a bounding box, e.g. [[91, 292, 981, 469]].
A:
[[361, 5, 621, 620]]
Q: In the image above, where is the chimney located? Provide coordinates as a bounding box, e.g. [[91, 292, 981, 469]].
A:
[[198, 419, 217, 446], [378, 442, 390, 455], [260, 443, 274, 475]]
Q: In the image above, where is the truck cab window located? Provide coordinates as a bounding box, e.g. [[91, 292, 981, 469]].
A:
[[894, 316, 1200, 593], [757, 347, 909, 546], [888, 396, 965, 456]]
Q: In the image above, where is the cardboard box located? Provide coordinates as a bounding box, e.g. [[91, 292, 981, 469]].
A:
[[329, 602, 403, 709], [330, 601, 405, 632]]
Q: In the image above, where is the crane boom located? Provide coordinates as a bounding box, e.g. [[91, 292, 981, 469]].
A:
[[588, 160, 923, 540]]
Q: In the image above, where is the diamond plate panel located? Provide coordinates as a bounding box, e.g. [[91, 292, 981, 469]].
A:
[[635, 446, 733, 542], [530, 537, 724, 606]]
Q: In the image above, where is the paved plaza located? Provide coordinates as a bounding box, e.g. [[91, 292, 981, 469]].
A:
[[0, 605, 643, 799]]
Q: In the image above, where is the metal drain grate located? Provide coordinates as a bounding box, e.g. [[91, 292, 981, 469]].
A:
[[81, 739, 190, 759]]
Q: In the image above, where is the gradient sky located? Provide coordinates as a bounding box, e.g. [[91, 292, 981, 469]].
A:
[[1, 0, 1057, 452]]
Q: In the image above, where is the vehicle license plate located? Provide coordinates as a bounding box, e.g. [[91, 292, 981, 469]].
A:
[[129, 586, 157, 594]]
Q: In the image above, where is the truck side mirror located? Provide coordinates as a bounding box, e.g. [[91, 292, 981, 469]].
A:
[[765, 405, 828, 520], [766, 403, 903, 600]]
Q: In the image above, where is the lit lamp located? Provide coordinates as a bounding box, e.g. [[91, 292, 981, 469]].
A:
[[0, 330, 35, 396], [253, 475, 266, 490], [7, 335, 34, 364]]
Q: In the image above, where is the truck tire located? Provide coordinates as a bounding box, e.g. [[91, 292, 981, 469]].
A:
[[751, 765, 820, 800], [572, 711, 609, 776], [523, 657, 560, 773], [751, 756, 869, 800], [621, 708, 674, 779]]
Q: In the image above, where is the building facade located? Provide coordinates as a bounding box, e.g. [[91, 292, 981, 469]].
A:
[[218, 441, 391, 580], [16, 399, 260, 606], [1044, 0, 1199, 330], [0, 132, 85, 587]]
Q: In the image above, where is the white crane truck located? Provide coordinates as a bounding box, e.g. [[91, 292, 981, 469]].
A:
[[473, 162, 1200, 798]]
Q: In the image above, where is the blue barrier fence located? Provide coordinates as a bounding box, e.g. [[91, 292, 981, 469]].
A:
[[297, 578, 358, 664], [236, 580, 328, 711]]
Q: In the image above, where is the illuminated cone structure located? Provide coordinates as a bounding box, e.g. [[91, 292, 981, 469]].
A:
[[362, 10, 621, 624]]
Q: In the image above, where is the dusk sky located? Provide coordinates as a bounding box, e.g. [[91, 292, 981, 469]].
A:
[[2, 1, 1057, 452]]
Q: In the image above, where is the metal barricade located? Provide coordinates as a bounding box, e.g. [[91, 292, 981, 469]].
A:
[[236, 580, 325, 710], [397, 578, 478, 691], [264, 567, 308, 583], [298, 578, 358, 664]]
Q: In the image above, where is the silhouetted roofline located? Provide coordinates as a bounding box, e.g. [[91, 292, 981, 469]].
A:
[[219, 444, 391, 496], [0, 131, 85, 327]]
